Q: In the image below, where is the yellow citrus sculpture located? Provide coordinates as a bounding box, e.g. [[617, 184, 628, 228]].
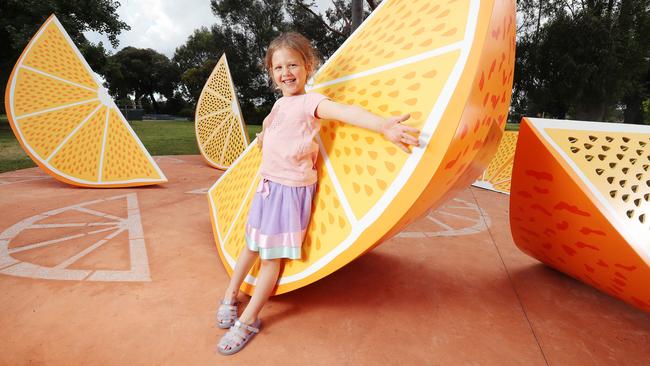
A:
[[510, 118, 649, 312], [4, 15, 166, 187], [209, 0, 517, 295], [195, 54, 249, 169], [473, 130, 518, 193]]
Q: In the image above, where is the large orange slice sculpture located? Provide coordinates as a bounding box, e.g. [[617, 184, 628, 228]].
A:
[[209, 0, 516, 295], [4, 15, 166, 187], [195, 54, 249, 169], [473, 130, 518, 193], [510, 118, 649, 312]]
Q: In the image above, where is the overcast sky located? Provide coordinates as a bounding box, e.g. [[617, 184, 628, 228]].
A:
[[84, 0, 334, 58]]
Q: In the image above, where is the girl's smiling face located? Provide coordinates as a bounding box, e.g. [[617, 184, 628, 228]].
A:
[[271, 47, 311, 97]]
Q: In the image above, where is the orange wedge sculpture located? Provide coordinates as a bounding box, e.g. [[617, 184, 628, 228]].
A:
[[4, 15, 166, 187], [510, 117, 650, 312], [473, 130, 518, 193], [209, 0, 516, 295], [195, 54, 249, 169]]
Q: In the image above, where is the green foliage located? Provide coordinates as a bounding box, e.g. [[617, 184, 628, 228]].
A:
[[208, 0, 289, 124], [78, 41, 110, 75], [104, 47, 181, 113], [0, 0, 129, 113], [644, 98, 650, 124], [173, 27, 221, 106], [504, 123, 520, 132], [513, 0, 650, 124], [172, 0, 357, 124]]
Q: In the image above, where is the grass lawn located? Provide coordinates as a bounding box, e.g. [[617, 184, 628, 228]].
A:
[[505, 122, 520, 131], [1, 115, 516, 173], [0, 115, 37, 172], [0, 115, 264, 173]]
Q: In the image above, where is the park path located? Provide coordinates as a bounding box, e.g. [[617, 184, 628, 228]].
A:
[[0, 155, 648, 365]]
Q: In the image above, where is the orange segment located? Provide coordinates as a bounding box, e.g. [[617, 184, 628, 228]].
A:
[[221, 117, 248, 166], [195, 54, 249, 169], [196, 113, 228, 143], [314, 0, 469, 83], [101, 109, 161, 182], [314, 51, 460, 218], [381, 0, 516, 242], [279, 163, 352, 276], [545, 129, 649, 232], [49, 107, 107, 181], [209, 0, 517, 295], [18, 101, 101, 158], [13, 68, 97, 116], [473, 130, 518, 193], [22, 21, 98, 89], [510, 118, 649, 312], [210, 147, 263, 247], [222, 174, 260, 264], [197, 92, 230, 118], [4, 15, 166, 187]]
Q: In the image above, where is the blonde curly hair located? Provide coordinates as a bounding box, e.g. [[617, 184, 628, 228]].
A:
[[264, 32, 321, 85]]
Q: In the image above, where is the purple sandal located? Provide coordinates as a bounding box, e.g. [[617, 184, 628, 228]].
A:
[[216, 299, 239, 329], [217, 319, 261, 355]]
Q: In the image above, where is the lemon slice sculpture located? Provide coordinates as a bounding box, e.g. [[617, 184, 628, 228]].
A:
[[209, 0, 517, 295], [195, 54, 249, 169], [4, 15, 166, 187], [473, 130, 518, 193], [510, 118, 650, 312]]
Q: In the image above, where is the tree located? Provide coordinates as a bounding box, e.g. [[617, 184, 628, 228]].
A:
[[78, 41, 111, 75], [512, 0, 650, 124], [286, 0, 361, 57], [0, 0, 129, 112], [351, 0, 363, 31], [104, 47, 180, 114], [173, 27, 222, 105], [172, 0, 378, 123], [208, 0, 287, 123], [177, 0, 370, 124]]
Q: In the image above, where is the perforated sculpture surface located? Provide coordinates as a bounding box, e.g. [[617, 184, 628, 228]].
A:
[[209, 0, 516, 295], [4, 15, 166, 187], [473, 130, 518, 194], [195, 54, 249, 169], [510, 117, 650, 312]]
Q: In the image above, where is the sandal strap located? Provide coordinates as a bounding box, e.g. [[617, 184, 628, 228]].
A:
[[220, 323, 251, 345], [234, 319, 260, 334], [220, 298, 238, 306], [218, 304, 237, 312], [223, 327, 247, 343]]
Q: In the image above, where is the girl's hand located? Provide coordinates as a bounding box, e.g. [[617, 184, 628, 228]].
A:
[[256, 132, 263, 149], [381, 114, 420, 153]]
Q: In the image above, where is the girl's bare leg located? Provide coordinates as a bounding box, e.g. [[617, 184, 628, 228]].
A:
[[237, 258, 281, 324], [218, 259, 280, 352], [222, 247, 258, 302]]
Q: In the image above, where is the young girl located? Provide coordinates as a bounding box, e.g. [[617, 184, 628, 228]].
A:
[[216, 32, 420, 355]]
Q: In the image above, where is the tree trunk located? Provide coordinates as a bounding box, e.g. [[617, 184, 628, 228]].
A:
[[623, 92, 644, 124], [149, 93, 159, 114], [534, 0, 543, 40], [351, 0, 363, 33], [574, 102, 609, 122]]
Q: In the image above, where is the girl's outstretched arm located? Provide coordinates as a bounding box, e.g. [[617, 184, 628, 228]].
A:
[[315, 99, 420, 153]]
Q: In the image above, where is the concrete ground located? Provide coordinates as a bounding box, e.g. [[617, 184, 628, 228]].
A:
[[0, 155, 648, 365]]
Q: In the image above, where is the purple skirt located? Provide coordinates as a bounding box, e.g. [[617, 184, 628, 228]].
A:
[[245, 178, 316, 260]]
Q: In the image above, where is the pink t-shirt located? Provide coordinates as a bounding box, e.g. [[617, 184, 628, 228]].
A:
[[259, 92, 329, 187]]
